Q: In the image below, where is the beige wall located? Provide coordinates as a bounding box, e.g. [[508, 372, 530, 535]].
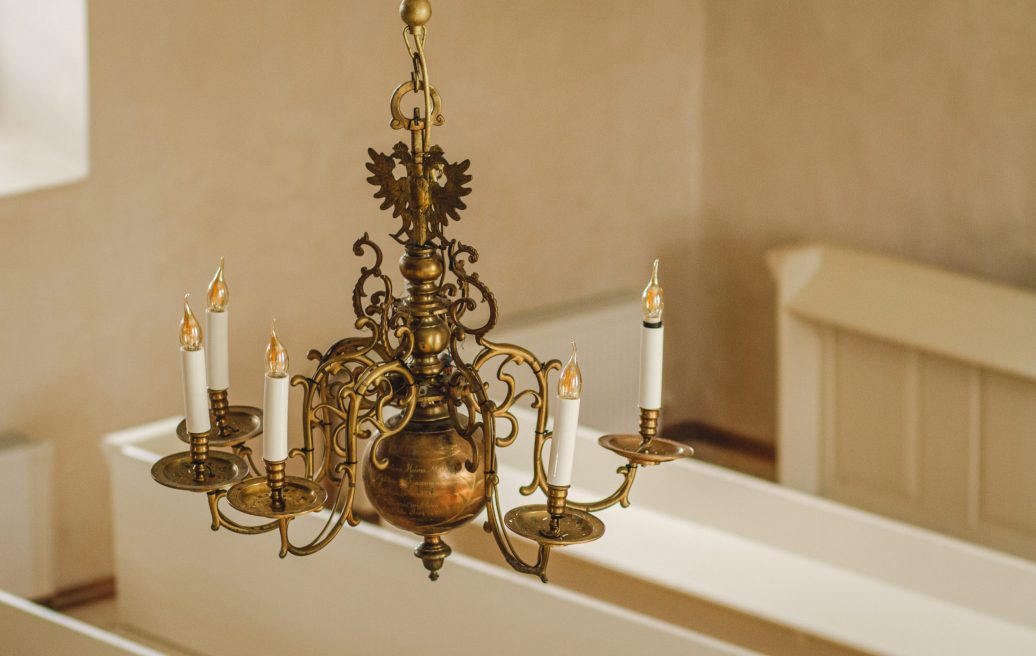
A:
[[2, 0, 1034, 590], [0, 1, 702, 588], [692, 0, 1036, 440]]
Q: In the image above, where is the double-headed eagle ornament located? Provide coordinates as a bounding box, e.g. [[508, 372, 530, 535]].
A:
[[365, 142, 472, 245]]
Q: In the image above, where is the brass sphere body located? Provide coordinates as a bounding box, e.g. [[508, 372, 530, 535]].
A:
[[400, 0, 432, 27], [363, 419, 484, 536]]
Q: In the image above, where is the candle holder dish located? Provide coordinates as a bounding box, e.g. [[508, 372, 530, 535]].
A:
[[504, 485, 605, 549], [176, 389, 262, 448], [226, 476, 327, 519], [152, 428, 250, 492], [597, 407, 694, 466], [151, 0, 693, 583], [597, 434, 693, 466]]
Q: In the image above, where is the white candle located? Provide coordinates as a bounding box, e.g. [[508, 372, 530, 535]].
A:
[[205, 258, 230, 390], [179, 296, 211, 434], [547, 343, 582, 487], [638, 259, 664, 410], [263, 323, 290, 462]]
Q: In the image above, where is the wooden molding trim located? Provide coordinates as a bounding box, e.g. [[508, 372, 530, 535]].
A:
[[37, 577, 115, 611]]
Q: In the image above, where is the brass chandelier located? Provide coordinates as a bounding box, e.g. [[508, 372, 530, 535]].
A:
[[151, 0, 691, 582]]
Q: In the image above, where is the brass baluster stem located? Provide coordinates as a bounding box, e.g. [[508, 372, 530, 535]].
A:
[[189, 431, 209, 483], [639, 407, 660, 446], [265, 459, 286, 511], [207, 388, 233, 439]]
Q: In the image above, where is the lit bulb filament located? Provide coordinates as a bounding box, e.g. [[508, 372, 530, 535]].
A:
[[558, 342, 582, 400], [265, 323, 289, 377], [207, 257, 229, 312], [642, 259, 664, 324], [179, 295, 203, 350]]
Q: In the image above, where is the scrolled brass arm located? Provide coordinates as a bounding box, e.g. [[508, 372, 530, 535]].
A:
[[484, 474, 551, 583], [524, 427, 641, 513], [207, 490, 279, 535], [277, 463, 361, 558]]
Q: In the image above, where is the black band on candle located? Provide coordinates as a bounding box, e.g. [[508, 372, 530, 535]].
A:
[[643, 321, 663, 329]]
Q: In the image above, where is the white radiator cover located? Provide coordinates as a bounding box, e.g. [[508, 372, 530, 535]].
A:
[[0, 434, 54, 599]]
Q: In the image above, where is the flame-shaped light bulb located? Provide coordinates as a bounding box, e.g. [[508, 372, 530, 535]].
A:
[[207, 257, 229, 311], [179, 294, 203, 350], [557, 342, 582, 400], [642, 259, 664, 324], [265, 321, 289, 377]]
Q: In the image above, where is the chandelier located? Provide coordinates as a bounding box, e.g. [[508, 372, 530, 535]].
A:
[[151, 0, 691, 582]]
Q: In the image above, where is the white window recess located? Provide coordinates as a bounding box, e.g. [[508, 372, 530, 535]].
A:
[[0, 0, 89, 197]]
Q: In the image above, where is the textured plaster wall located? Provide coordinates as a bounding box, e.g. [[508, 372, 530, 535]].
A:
[[690, 0, 1036, 441], [0, 0, 702, 588]]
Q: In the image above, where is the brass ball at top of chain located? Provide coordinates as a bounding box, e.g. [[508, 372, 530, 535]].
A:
[[400, 0, 432, 27]]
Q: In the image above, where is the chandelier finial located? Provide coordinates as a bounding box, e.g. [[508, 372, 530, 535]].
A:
[[400, 0, 432, 28]]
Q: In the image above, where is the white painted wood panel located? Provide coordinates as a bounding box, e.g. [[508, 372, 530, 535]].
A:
[[0, 589, 160, 656], [771, 243, 1036, 562], [825, 331, 918, 502], [977, 371, 1036, 536]]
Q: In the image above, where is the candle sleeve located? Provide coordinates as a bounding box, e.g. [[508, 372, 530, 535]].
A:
[[263, 374, 290, 462], [180, 347, 210, 434], [546, 396, 581, 487], [205, 308, 229, 390], [638, 323, 664, 410]]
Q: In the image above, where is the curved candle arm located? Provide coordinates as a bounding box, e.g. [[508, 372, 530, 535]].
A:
[[231, 443, 264, 478], [278, 464, 361, 558], [525, 431, 641, 513], [468, 338, 644, 514], [206, 490, 279, 535], [566, 464, 638, 513], [483, 474, 551, 582], [275, 354, 411, 559]]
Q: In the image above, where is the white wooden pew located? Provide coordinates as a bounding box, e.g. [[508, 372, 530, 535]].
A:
[[0, 588, 160, 656]]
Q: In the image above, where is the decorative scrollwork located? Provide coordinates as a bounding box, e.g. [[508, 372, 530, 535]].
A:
[[440, 345, 552, 581], [352, 237, 414, 361], [470, 339, 559, 447], [352, 233, 395, 323], [355, 360, 417, 470], [444, 240, 498, 339], [444, 369, 483, 474]]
